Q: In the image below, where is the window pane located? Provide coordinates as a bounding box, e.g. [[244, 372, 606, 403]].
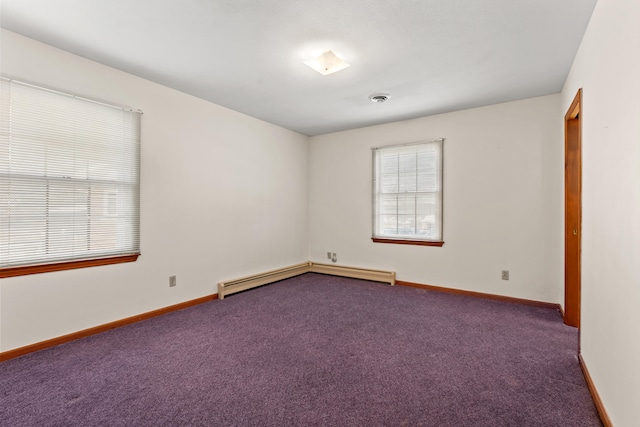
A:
[[416, 194, 436, 215], [397, 194, 416, 215], [379, 194, 398, 215], [397, 214, 416, 236], [380, 173, 398, 193], [380, 215, 398, 235]]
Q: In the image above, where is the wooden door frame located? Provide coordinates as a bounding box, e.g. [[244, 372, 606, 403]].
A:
[[564, 88, 582, 328]]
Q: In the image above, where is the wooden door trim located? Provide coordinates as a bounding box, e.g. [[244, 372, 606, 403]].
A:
[[564, 88, 582, 328], [566, 88, 581, 120]]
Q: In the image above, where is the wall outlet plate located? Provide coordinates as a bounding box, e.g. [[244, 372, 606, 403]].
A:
[[501, 270, 509, 280], [169, 275, 177, 287]]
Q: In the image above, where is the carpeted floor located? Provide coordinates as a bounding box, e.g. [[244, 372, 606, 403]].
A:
[[0, 273, 601, 426]]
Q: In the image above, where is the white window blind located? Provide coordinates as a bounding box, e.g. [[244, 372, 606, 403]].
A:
[[0, 78, 141, 268], [372, 139, 443, 241]]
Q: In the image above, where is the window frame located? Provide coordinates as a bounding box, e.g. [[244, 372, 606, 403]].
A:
[[0, 77, 141, 277], [371, 139, 444, 247]]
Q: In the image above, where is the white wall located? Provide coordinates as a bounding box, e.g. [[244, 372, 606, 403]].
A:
[[309, 94, 563, 303], [561, 0, 640, 425], [0, 30, 309, 352]]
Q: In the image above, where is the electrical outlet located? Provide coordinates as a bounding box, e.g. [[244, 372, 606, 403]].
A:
[[327, 251, 331, 259], [501, 270, 509, 281], [331, 252, 337, 263], [169, 275, 177, 287]]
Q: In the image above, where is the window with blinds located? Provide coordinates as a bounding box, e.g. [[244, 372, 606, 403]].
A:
[[372, 139, 443, 245], [0, 78, 141, 273]]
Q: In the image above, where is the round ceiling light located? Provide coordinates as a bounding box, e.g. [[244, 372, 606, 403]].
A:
[[369, 93, 391, 103]]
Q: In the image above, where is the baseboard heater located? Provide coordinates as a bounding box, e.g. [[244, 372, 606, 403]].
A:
[[217, 262, 311, 300], [308, 262, 396, 286], [217, 261, 395, 299]]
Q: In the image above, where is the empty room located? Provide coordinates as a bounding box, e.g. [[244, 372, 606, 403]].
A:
[[0, 0, 638, 426]]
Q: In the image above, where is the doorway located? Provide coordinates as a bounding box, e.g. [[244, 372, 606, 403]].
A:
[[564, 89, 582, 328]]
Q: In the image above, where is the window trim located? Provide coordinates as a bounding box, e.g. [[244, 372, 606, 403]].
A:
[[0, 254, 140, 278], [371, 139, 444, 245]]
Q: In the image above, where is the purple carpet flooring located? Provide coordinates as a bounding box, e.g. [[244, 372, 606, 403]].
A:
[[1, 273, 601, 426]]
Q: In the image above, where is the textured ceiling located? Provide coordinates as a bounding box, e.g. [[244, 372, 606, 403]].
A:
[[0, 0, 596, 136]]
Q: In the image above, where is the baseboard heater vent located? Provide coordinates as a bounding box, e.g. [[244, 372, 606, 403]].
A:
[[217, 262, 311, 300], [309, 262, 396, 286], [217, 261, 396, 300]]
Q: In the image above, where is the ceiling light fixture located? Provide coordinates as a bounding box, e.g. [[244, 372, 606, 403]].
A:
[[303, 50, 350, 75], [369, 93, 391, 103]]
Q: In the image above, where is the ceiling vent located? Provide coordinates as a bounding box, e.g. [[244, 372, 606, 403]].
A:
[[369, 93, 391, 103]]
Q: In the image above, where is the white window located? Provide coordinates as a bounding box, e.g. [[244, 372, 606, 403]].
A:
[[372, 139, 443, 246], [0, 78, 141, 276]]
